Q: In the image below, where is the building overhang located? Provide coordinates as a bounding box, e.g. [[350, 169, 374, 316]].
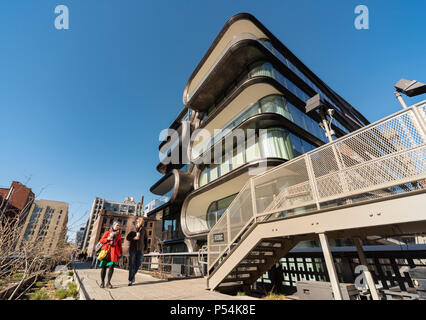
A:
[[180, 158, 285, 238], [157, 120, 191, 174], [183, 13, 269, 106], [184, 39, 269, 111], [158, 107, 192, 151], [182, 12, 370, 127], [150, 169, 194, 204]]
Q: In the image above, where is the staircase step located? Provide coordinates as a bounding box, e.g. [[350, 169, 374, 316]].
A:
[[258, 243, 282, 248], [260, 240, 284, 245], [222, 275, 250, 283], [246, 253, 275, 260], [216, 282, 245, 290], [240, 258, 265, 263], [232, 268, 257, 274], [255, 246, 279, 251], [248, 251, 275, 256], [236, 266, 258, 271]]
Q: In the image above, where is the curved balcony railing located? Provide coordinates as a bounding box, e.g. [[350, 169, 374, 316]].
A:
[[186, 32, 260, 103], [187, 31, 351, 134], [191, 89, 326, 162]]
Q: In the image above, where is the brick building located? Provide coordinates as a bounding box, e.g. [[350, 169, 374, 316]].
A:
[[0, 181, 35, 221]]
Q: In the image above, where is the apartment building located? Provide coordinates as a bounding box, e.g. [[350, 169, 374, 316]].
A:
[[17, 200, 68, 255], [76, 227, 85, 249], [149, 13, 370, 253], [81, 196, 143, 253]]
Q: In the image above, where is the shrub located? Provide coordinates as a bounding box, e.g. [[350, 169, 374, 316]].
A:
[[54, 289, 70, 300], [12, 272, 24, 280], [68, 271, 74, 277], [68, 283, 78, 298], [262, 293, 287, 300], [35, 281, 44, 288], [30, 289, 50, 300], [236, 292, 246, 296]]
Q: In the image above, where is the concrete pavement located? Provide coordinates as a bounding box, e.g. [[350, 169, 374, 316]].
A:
[[73, 262, 257, 300]]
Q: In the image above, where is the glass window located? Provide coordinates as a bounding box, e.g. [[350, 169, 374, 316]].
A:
[[209, 164, 219, 181], [199, 169, 208, 186], [231, 146, 245, 170], [245, 136, 260, 162], [302, 140, 315, 153], [206, 193, 237, 229], [289, 133, 303, 156], [260, 95, 277, 113], [260, 128, 294, 160], [219, 157, 231, 176]]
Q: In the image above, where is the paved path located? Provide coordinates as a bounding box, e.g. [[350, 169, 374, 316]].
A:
[[73, 262, 257, 300]]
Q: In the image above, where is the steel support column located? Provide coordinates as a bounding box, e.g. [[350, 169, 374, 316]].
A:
[[319, 233, 343, 300], [354, 238, 381, 300]]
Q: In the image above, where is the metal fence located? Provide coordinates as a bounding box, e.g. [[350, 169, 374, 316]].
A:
[[208, 100, 426, 271], [120, 252, 206, 278], [256, 244, 426, 299]]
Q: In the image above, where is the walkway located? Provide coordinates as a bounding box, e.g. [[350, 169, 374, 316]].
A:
[[72, 262, 257, 300]]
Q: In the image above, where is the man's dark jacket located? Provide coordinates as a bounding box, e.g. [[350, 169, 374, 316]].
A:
[[126, 225, 148, 253]]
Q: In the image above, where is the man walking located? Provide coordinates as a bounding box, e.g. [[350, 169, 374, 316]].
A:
[[126, 217, 148, 286]]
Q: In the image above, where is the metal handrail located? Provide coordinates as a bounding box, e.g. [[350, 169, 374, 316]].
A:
[[208, 101, 426, 272]]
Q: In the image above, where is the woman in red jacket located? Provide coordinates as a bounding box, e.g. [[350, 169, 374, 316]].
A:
[[98, 221, 122, 288]]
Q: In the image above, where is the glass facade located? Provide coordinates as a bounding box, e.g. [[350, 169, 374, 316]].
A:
[[260, 39, 351, 133], [193, 93, 326, 160], [201, 40, 351, 134], [249, 61, 310, 103], [199, 127, 316, 187], [162, 206, 184, 241], [206, 193, 238, 229]]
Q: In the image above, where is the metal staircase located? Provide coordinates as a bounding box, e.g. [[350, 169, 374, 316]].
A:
[[206, 100, 426, 292]]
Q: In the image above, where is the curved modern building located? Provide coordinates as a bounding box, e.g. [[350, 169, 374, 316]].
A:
[[148, 13, 369, 253]]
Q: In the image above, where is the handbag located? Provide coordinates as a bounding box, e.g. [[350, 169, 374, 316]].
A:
[[95, 241, 103, 254], [97, 248, 108, 261]]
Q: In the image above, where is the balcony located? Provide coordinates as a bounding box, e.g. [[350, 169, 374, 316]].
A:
[[150, 169, 194, 204]]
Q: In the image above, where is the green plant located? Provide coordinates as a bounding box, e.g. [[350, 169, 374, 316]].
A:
[[54, 289, 70, 300], [12, 272, 24, 280], [68, 271, 74, 276], [262, 293, 287, 300], [29, 289, 50, 300], [68, 283, 78, 298], [35, 281, 44, 287], [236, 292, 246, 296]]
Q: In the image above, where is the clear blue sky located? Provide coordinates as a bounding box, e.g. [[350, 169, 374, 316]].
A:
[[1, 1, 425, 241]]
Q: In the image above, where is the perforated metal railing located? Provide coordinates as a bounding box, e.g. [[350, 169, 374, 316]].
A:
[[207, 100, 426, 272]]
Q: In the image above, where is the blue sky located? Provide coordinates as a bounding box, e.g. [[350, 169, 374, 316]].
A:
[[1, 1, 425, 241]]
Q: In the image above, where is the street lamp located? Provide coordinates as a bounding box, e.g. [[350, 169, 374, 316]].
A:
[[305, 94, 335, 143], [394, 79, 426, 109]]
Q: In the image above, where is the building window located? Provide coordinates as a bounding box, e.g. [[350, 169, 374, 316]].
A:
[[193, 94, 326, 162], [198, 127, 315, 187], [206, 193, 238, 229]]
